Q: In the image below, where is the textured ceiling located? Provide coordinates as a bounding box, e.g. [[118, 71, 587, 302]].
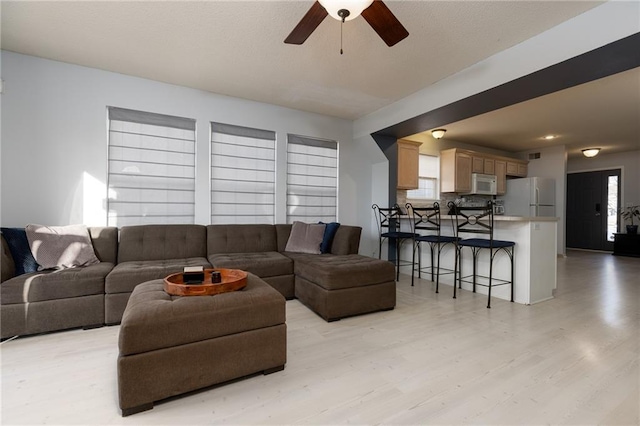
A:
[[0, 0, 604, 120]]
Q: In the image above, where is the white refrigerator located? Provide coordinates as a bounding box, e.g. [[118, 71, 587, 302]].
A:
[[503, 177, 556, 217]]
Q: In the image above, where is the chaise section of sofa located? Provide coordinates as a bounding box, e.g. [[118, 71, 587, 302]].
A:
[[207, 225, 295, 299], [0, 227, 118, 339], [104, 224, 212, 325]]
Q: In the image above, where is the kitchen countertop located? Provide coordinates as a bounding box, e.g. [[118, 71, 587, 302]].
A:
[[439, 215, 559, 222]]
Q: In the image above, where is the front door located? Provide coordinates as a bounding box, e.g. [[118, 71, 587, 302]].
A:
[[566, 169, 621, 251]]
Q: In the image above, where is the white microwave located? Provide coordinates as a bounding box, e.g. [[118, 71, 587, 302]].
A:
[[465, 173, 497, 195]]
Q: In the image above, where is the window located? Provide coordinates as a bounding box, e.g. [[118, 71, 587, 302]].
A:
[[107, 107, 196, 226], [407, 154, 439, 200], [211, 123, 276, 224], [286, 135, 338, 223]]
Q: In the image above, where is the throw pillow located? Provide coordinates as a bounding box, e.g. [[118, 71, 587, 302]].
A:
[[25, 224, 100, 270], [1, 227, 40, 275], [285, 222, 326, 254], [319, 222, 341, 254]]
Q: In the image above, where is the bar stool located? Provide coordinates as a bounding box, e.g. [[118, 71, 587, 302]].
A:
[[405, 202, 459, 291], [372, 204, 416, 281], [448, 200, 515, 308]]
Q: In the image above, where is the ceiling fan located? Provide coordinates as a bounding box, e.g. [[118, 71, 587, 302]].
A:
[[284, 0, 409, 48]]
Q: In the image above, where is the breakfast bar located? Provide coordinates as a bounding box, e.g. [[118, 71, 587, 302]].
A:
[[402, 215, 558, 305]]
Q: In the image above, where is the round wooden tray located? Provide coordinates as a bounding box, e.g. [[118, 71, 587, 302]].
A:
[[164, 269, 248, 296]]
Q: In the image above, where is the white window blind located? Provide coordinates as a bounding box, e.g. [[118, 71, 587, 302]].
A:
[[287, 135, 338, 223], [407, 154, 439, 200], [211, 123, 276, 224], [107, 107, 196, 227]]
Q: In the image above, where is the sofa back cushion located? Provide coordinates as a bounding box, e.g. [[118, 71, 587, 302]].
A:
[[118, 225, 207, 262], [207, 224, 277, 254], [276, 224, 361, 255], [89, 227, 118, 264]]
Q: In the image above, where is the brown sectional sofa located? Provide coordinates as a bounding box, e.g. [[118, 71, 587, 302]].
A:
[[1, 223, 395, 339]]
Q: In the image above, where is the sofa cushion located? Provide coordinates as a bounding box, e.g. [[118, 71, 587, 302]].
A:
[[0, 262, 113, 304], [209, 252, 293, 278], [105, 257, 212, 294], [284, 222, 325, 254], [118, 225, 207, 263], [207, 224, 278, 254], [1, 228, 39, 275], [291, 254, 395, 291], [88, 227, 118, 264], [25, 224, 100, 270]]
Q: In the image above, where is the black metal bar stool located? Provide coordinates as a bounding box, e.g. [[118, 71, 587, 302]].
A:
[[448, 200, 515, 308], [405, 202, 459, 291], [372, 204, 417, 281]]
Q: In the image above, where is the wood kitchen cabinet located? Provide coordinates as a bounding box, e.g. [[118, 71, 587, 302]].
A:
[[397, 139, 422, 189], [441, 149, 472, 193], [495, 160, 507, 195], [473, 156, 495, 175], [441, 148, 526, 194]]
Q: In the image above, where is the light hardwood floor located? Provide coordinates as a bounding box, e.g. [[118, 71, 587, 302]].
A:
[[1, 250, 638, 425]]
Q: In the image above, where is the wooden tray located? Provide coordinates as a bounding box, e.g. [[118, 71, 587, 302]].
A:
[[164, 269, 248, 296]]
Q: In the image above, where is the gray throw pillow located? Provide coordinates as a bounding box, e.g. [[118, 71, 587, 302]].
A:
[[25, 224, 100, 270], [285, 222, 326, 254]]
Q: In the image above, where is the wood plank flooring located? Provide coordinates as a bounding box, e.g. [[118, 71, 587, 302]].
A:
[[1, 250, 638, 425]]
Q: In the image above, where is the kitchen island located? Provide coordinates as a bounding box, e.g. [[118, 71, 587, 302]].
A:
[[402, 215, 558, 305]]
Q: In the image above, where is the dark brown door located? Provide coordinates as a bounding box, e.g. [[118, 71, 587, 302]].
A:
[[566, 169, 621, 251]]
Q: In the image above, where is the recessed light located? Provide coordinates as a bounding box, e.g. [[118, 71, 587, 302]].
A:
[[544, 135, 555, 140]]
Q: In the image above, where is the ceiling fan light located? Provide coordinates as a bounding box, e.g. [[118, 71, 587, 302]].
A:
[[318, 0, 374, 21], [431, 129, 446, 140], [582, 148, 601, 158]]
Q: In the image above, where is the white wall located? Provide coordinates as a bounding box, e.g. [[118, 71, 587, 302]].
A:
[[353, 1, 639, 253], [568, 150, 640, 210], [0, 52, 382, 233], [517, 145, 568, 255]]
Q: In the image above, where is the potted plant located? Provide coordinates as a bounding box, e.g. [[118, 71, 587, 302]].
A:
[[620, 205, 640, 234]]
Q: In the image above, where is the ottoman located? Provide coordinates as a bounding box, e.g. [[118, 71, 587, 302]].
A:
[[117, 274, 286, 416], [292, 254, 396, 321]]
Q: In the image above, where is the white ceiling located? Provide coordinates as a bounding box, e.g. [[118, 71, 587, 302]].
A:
[[1, 0, 604, 121], [404, 67, 640, 159]]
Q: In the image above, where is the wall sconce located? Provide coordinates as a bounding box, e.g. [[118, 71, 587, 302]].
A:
[[431, 129, 446, 139], [582, 148, 601, 158]]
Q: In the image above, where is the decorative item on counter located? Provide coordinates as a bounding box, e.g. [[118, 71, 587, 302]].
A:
[[183, 266, 204, 284], [211, 271, 222, 284]]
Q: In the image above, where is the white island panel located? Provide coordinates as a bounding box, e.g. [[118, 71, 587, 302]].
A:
[[399, 216, 557, 305]]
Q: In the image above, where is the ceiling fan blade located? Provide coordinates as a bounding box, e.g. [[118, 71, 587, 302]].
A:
[[284, 1, 328, 45], [361, 0, 409, 47]]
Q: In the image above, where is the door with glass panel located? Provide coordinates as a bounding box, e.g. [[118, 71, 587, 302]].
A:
[[566, 169, 621, 251]]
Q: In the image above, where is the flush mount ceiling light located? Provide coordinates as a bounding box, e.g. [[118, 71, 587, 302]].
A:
[[431, 129, 447, 140], [544, 135, 556, 140], [582, 148, 601, 158]]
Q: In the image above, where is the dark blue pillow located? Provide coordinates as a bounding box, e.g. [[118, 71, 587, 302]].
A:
[[1, 227, 39, 276], [319, 222, 340, 254]]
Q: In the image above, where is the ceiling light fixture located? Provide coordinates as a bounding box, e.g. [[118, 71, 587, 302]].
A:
[[318, 0, 374, 22], [544, 135, 555, 140], [431, 129, 447, 140], [582, 148, 601, 158]]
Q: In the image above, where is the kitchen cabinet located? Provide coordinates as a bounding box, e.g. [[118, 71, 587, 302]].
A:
[[495, 160, 506, 195], [473, 156, 495, 175], [397, 140, 421, 189], [441, 149, 472, 193], [507, 161, 528, 177], [441, 148, 527, 194]]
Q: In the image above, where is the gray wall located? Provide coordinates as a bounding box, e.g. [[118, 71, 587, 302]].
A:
[[0, 51, 381, 232]]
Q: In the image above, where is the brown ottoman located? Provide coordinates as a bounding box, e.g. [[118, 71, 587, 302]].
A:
[[117, 274, 286, 416], [292, 254, 396, 321]]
